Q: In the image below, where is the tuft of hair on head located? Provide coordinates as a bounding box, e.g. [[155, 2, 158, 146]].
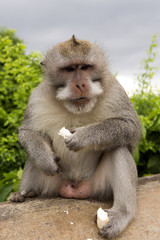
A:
[[72, 35, 80, 46]]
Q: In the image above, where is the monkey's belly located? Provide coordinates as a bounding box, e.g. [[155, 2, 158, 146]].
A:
[[59, 179, 92, 199]]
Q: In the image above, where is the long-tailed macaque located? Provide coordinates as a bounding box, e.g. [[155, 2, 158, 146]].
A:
[[9, 36, 141, 239]]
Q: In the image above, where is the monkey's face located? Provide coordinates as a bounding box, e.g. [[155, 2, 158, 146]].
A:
[[54, 64, 104, 114], [42, 36, 107, 114]]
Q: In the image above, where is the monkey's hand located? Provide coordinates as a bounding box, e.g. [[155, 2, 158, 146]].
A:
[[39, 153, 62, 176], [65, 127, 88, 152]]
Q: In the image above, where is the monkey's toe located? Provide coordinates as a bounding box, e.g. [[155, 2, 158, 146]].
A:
[[9, 192, 25, 202]]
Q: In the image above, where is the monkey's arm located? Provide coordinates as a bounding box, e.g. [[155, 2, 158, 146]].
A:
[[65, 117, 141, 152], [19, 128, 61, 176]]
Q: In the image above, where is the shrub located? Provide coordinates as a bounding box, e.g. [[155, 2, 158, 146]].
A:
[[0, 28, 42, 178], [131, 35, 160, 176]]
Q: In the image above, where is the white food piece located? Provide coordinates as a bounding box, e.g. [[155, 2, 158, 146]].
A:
[[58, 127, 72, 139], [97, 207, 109, 229], [70, 222, 74, 225], [64, 210, 69, 214]]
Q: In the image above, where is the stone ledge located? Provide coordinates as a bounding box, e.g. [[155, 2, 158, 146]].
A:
[[0, 174, 160, 240]]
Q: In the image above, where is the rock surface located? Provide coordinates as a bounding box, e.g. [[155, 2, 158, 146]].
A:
[[0, 174, 160, 240]]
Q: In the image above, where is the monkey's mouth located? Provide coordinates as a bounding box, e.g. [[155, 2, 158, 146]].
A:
[[71, 97, 90, 105], [65, 97, 97, 113]]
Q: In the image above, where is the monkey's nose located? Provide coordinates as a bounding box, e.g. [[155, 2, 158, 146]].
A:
[[76, 84, 85, 92]]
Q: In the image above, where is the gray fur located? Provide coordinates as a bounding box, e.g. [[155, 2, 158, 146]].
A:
[[9, 37, 141, 239]]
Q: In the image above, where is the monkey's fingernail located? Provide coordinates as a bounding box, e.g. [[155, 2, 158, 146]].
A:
[[70, 129, 76, 134], [55, 156, 61, 162]]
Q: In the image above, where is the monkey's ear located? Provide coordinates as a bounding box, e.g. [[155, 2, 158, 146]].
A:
[[40, 60, 45, 66]]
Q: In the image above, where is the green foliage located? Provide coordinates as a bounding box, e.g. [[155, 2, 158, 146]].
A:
[[136, 34, 158, 95], [0, 27, 23, 45], [0, 168, 23, 202], [0, 28, 42, 180], [131, 34, 160, 176]]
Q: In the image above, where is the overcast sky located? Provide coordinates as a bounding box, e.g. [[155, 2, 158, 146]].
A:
[[0, 0, 160, 94]]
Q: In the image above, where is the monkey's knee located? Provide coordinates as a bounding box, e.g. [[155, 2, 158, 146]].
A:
[[9, 192, 25, 203]]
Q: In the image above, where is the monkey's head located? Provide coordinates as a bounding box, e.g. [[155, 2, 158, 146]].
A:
[[41, 36, 107, 114]]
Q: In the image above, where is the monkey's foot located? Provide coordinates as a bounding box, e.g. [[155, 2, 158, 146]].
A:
[[9, 191, 37, 202], [9, 192, 25, 202], [98, 210, 128, 239]]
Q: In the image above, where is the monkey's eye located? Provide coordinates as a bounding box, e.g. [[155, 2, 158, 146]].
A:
[[64, 66, 75, 72], [55, 83, 66, 89], [92, 78, 102, 83], [80, 65, 92, 70]]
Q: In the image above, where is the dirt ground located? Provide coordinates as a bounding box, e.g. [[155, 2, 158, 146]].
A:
[[0, 175, 160, 240]]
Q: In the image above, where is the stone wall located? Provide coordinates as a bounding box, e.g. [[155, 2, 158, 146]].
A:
[[0, 174, 160, 240]]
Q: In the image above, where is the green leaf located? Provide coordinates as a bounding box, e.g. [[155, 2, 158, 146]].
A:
[[148, 109, 160, 119], [0, 182, 13, 202], [17, 169, 23, 180], [3, 171, 17, 180], [147, 155, 160, 174], [13, 179, 20, 192]]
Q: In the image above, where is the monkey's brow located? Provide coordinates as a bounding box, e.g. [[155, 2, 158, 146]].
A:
[[60, 64, 94, 70]]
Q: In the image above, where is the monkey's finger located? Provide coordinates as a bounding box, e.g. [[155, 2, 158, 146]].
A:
[[98, 223, 112, 238], [56, 167, 62, 174], [94, 214, 97, 223], [43, 161, 62, 176], [65, 140, 80, 151], [98, 217, 119, 239]]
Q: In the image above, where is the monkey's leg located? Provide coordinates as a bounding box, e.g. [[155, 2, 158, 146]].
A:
[[9, 160, 62, 202], [94, 147, 137, 239], [9, 160, 38, 202]]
